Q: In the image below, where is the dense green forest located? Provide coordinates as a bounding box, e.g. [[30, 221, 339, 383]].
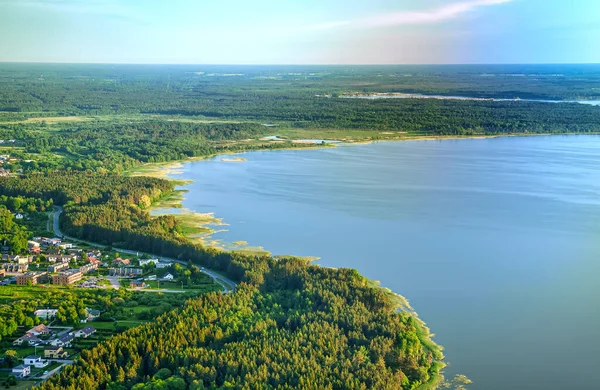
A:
[[1, 64, 600, 174], [38, 263, 444, 390], [3, 64, 599, 388]]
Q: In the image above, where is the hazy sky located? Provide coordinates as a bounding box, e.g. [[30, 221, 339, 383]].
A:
[[0, 0, 599, 64]]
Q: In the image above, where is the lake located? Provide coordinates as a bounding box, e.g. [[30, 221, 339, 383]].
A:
[[340, 93, 600, 106], [166, 135, 600, 389]]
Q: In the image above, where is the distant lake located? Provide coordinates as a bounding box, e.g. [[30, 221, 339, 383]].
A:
[[339, 93, 600, 106], [167, 136, 600, 390]]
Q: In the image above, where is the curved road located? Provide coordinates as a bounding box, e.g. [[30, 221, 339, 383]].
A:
[[52, 206, 236, 293]]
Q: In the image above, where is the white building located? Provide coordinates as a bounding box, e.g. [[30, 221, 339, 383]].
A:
[[12, 365, 31, 378], [24, 355, 49, 368], [34, 309, 58, 320], [139, 258, 160, 266], [162, 273, 174, 281], [156, 261, 173, 269]]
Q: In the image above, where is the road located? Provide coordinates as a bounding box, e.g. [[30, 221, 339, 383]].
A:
[[52, 206, 236, 293]]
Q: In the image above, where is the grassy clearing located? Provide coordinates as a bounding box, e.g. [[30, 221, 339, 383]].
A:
[[0, 116, 92, 125]]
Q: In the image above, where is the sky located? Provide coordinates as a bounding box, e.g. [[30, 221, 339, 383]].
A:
[[0, 0, 599, 64]]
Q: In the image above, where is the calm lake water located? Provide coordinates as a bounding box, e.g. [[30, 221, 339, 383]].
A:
[[168, 135, 600, 390]]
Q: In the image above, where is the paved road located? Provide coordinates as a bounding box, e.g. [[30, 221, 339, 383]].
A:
[[106, 275, 121, 290], [52, 206, 236, 293]]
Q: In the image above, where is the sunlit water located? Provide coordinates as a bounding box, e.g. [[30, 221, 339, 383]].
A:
[[168, 135, 600, 390]]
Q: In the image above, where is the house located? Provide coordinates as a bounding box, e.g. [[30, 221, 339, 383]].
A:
[[156, 261, 173, 269], [0, 269, 5, 278], [47, 254, 75, 263], [34, 309, 58, 320], [139, 258, 159, 266], [146, 275, 157, 281], [28, 240, 41, 254], [130, 279, 146, 288], [85, 308, 101, 321], [12, 364, 31, 378], [112, 258, 131, 266], [87, 250, 102, 258], [49, 333, 73, 347], [162, 272, 174, 281], [15, 255, 33, 264], [87, 257, 102, 266], [71, 326, 96, 338], [14, 213, 24, 220], [27, 323, 50, 336], [58, 243, 75, 249], [24, 355, 49, 368], [13, 334, 41, 346], [44, 346, 68, 359]]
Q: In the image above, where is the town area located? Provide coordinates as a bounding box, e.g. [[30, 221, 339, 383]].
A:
[[0, 235, 222, 389]]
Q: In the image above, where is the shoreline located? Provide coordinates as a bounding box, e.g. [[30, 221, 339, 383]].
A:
[[134, 131, 597, 179]]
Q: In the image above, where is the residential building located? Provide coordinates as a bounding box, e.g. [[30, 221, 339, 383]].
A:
[[15, 255, 33, 264], [156, 261, 173, 269], [52, 269, 82, 285], [34, 309, 58, 319], [12, 365, 30, 378], [13, 334, 41, 346], [130, 279, 146, 288], [44, 346, 68, 359], [0, 269, 5, 278], [112, 258, 131, 266], [24, 355, 48, 368], [48, 262, 69, 273], [58, 243, 75, 249], [71, 326, 96, 338], [109, 267, 143, 277], [16, 271, 48, 285], [41, 237, 62, 247], [49, 333, 73, 347], [85, 308, 101, 321], [79, 263, 99, 274], [139, 258, 160, 266], [162, 272, 174, 281], [2, 263, 28, 273], [27, 324, 50, 336], [47, 254, 75, 263]]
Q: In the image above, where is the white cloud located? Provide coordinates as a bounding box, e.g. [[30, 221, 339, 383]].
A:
[[309, 0, 512, 30], [2, 0, 140, 20]]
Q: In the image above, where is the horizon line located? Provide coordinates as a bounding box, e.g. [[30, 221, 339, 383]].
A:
[[1, 61, 600, 66]]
